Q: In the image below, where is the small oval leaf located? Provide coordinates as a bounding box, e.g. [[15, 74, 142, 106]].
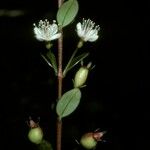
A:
[[56, 88, 81, 118], [57, 0, 79, 27]]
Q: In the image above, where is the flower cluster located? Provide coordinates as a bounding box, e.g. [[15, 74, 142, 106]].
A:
[[33, 19, 61, 42], [33, 19, 100, 43]]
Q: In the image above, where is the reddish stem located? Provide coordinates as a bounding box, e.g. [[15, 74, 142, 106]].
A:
[[57, 33, 63, 150], [57, 1, 64, 150], [58, 0, 64, 7]]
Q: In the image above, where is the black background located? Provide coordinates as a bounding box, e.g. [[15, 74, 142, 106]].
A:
[[0, 0, 150, 150]]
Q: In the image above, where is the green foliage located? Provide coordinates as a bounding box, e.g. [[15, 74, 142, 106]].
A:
[[41, 49, 58, 75], [46, 50, 58, 75], [57, 0, 79, 27], [56, 88, 81, 118], [30, 0, 102, 149]]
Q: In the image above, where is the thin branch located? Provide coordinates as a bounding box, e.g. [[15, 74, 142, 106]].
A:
[[57, 1, 64, 150], [63, 47, 79, 76]]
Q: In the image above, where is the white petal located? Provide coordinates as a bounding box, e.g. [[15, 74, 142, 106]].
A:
[[87, 29, 98, 37], [76, 22, 84, 37], [76, 22, 82, 31], [34, 28, 45, 41], [49, 33, 61, 41], [50, 23, 59, 34], [87, 35, 99, 42]]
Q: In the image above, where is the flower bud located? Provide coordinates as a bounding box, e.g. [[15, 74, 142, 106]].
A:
[[74, 65, 90, 88], [80, 133, 97, 149], [28, 127, 43, 144]]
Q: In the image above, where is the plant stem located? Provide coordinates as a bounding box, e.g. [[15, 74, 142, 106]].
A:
[[56, 117, 62, 150], [57, 31, 63, 99], [57, 34, 63, 150], [57, 1, 64, 150], [58, 0, 64, 7]]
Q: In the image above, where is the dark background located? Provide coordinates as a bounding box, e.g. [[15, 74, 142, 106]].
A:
[[0, 0, 150, 150]]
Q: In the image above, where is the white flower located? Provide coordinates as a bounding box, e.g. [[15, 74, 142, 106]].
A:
[[33, 19, 61, 42], [76, 19, 100, 42]]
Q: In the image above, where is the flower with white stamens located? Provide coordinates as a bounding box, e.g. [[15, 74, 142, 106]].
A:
[[33, 19, 61, 42], [76, 19, 100, 42]]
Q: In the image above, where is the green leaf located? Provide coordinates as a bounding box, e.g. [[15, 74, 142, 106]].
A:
[[46, 50, 57, 75], [56, 88, 81, 118], [57, 0, 79, 27], [63, 52, 89, 76]]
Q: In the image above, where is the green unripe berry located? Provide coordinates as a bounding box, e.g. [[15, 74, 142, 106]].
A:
[[80, 133, 97, 149], [74, 67, 89, 88], [28, 127, 43, 144]]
